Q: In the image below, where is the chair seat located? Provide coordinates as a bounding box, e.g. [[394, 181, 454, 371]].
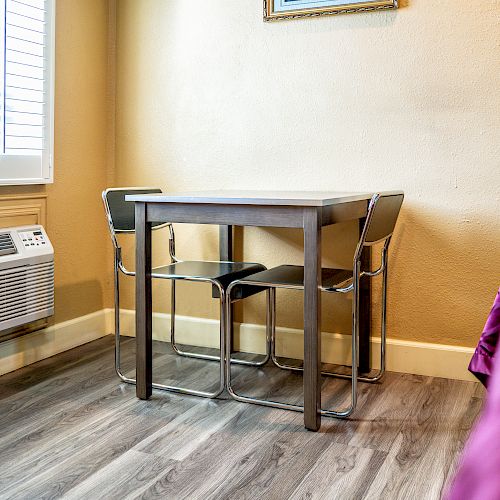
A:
[[235, 265, 353, 291], [153, 260, 267, 299]]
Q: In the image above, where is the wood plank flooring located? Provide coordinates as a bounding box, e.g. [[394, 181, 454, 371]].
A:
[[0, 336, 484, 500]]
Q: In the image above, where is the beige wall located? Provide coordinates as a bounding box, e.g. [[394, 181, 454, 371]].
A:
[[114, 0, 500, 347], [0, 0, 112, 325]]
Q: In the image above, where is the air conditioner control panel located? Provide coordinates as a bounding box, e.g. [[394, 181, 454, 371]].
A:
[[0, 225, 53, 270], [18, 229, 48, 249]]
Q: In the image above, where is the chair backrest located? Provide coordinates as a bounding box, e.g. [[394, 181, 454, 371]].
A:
[[361, 193, 404, 246], [102, 188, 164, 238]]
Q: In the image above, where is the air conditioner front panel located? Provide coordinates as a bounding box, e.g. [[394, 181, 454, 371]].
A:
[[0, 226, 54, 332]]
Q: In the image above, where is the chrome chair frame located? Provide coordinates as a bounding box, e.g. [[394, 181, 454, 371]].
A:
[[103, 187, 271, 399], [269, 238, 390, 384], [170, 282, 270, 368], [225, 193, 401, 417]]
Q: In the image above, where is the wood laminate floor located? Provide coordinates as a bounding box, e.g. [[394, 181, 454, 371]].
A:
[[0, 336, 484, 500]]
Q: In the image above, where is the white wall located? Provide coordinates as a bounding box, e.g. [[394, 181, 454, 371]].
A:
[[114, 0, 500, 347]]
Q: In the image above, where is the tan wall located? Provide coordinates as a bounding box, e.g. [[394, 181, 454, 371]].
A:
[[114, 0, 500, 347], [0, 0, 112, 325]]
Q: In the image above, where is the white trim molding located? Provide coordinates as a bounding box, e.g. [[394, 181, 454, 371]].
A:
[[0, 308, 476, 382], [0, 310, 108, 376], [111, 309, 477, 382]]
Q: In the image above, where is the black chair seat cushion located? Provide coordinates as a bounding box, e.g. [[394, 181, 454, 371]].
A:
[[236, 264, 353, 290], [154, 261, 267, 299]]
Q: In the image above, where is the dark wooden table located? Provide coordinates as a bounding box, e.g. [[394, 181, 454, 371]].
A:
[[127, 190, 383, 431]]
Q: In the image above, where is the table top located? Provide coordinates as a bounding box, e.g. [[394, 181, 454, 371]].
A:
[[126, 190, 403, 207]]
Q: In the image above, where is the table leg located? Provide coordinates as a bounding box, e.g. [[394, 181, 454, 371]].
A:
[[219, 225, 233, 261], [303, 208, 322, 431], [359, 217, 371, 374], [220, 225, 234, 366], [136, 202, 152, 400]]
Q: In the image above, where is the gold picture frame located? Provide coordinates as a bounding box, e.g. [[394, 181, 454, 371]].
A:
[[264, 0, 398, 21]]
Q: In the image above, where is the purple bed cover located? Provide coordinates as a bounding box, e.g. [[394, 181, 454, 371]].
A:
[[446, 288, 500, 499]]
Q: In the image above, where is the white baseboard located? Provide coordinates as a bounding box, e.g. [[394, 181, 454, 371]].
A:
[[109, 309, 477, 382], [0, 308, 475, 382], [0, 310, 109, 377]]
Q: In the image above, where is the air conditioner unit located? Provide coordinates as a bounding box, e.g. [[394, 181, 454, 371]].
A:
[[0, 225, 54, 332]]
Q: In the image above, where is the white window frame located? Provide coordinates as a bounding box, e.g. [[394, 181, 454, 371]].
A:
[[0, 0, 55, 185]]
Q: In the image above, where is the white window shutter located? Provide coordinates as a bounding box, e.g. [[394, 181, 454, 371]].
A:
[[0, 0, 55, 185]]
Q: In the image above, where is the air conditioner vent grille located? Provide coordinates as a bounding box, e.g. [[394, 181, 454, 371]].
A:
[[0, 261, 54, 323], [0, 233, 17, 256]]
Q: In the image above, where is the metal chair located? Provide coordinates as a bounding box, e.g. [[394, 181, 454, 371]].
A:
[[226, 193, 404, 416], [102, 187, 271, 399]]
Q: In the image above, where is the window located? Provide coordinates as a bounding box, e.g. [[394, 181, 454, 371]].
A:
[[0, 0, 55, 185]]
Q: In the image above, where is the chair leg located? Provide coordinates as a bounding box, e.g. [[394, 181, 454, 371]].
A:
[[270, 277, 386, 384], [358, 250, 388, 383], [114, 252, 135, 384], [321, 262, 359, 417], [320, 261, 387, 384], [149, 281, 225, 398], [170, 280, 271, 367], [140, 283, 225, 399], [225, 282, 357, 418], [114, 271, 225, 399], [225, 284, 303, 413]]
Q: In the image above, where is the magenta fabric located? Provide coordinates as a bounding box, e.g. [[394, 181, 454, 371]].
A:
[[468, 289, 500, 387], [446, 288, 500, 500]]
